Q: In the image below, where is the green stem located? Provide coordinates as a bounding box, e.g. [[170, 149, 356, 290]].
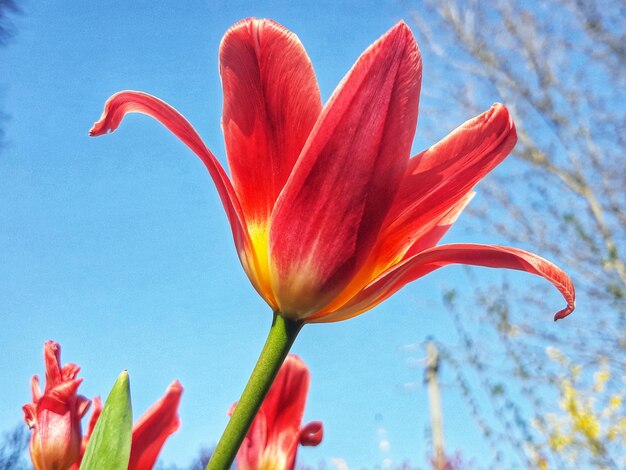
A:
[[206, 313, 302, 470]]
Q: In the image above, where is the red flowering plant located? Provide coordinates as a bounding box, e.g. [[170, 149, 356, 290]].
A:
[[232, 355, 322, 470], [23, 341, 182, 470], [23, 341, 90, 470], [90, 18, 575, 467]]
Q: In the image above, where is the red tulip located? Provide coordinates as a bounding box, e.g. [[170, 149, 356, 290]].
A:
[[231, 355, 322, 470], [70, 380, 183, 470], [90, 18, 575, 322], [23, 341, 91, 470]]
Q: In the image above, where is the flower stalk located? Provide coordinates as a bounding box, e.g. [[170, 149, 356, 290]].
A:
[[207, 314, 302, 469]]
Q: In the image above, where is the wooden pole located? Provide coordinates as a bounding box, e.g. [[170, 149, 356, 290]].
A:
[[426, 341, 446, 470]]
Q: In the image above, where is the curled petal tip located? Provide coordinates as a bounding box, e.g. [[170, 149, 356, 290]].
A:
[[88, 125, 102, 137], [332, 244, 575, 324], [554, 302, 575, 321], [89, 91, 144, 137], [89, 111, 116, 136]]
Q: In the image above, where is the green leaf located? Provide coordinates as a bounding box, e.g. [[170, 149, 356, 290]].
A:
[[80, 370, 133, 470]]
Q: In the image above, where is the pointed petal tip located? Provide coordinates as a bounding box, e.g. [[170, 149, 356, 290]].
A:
[[170, 379, 183, 389], [490, 102, 516, 136], [233, 17, 280, 29], [487, 102, 511, 123], [386, 19, 420, 57], [221, 17, 293, 52], [473, 103, 516, 151], [221, 17, 257, 42], [390, 20, 411, 35], [166, 380, 184, 396], [357, 20, 419, 72], [77, 394, 92, 418]]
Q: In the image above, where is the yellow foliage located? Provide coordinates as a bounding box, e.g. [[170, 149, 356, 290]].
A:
[[537, 456, 549, 470], [593, 369, 610, 393], [547, 431, 572, 451], [608, 395, 622, 410], [539, 347, 625, 466]]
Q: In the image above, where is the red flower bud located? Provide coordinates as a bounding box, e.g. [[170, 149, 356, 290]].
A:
[[23, 341, 90, 470]]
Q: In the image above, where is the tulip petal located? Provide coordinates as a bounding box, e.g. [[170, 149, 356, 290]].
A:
[[307, 192, 474, 321], [90, 92, 247, 248], [270, 22, 422, 317], [30, 375, 42, 402], [62, 363, 81, 381], [22, 403, 37, 429], [237, 355, 314, 470], [89, 92, 276, 300], [321, 105, 514, 314], [49, 378, 83, 403], [322, 244, 575, 322], [386, 104, 516, 237], [128, 380, 183, 470], [236, 405, 268, 470], [220, 18, 322, 224], [85, 398, 103, 441], [43, 340, 63, 391], [262, 355, 309, 440], [403, 192, 475, 258]]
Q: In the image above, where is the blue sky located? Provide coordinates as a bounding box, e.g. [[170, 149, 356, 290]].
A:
[[0, 1, 575, 468]]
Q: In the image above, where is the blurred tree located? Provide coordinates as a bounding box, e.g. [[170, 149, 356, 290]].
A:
[[404, 0, 625, 467], [0, 0, 19, 45], [0, 0, 20, 147], [540, 347, 625, 468], [185, 447, 213, 470], [0, 423, 29, 470], [154, 446, 235, 470]]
